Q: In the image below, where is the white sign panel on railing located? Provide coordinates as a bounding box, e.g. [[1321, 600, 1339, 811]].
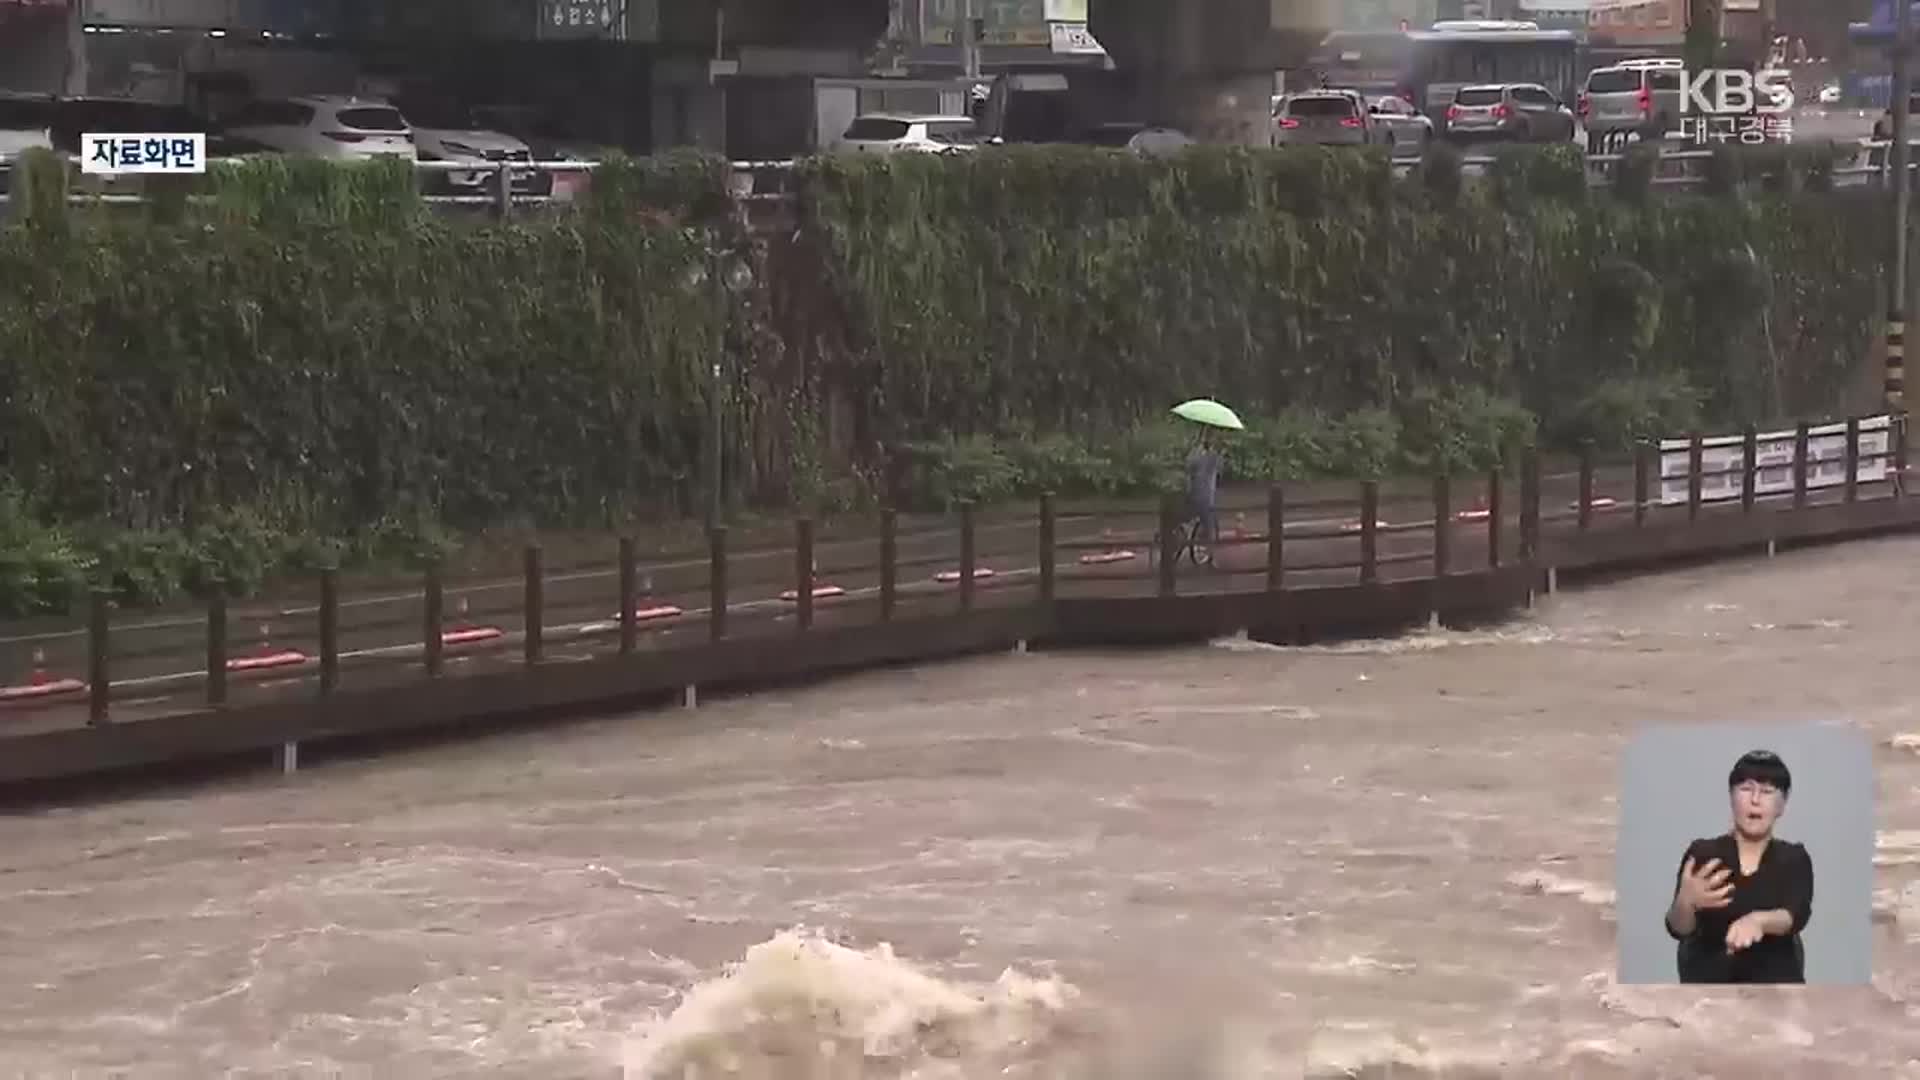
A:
[[80, 132, 206, 175], [1658, 416, 1891, 506]]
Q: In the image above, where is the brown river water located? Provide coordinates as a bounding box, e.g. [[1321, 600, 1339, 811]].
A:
[[2, 537, 1919, 1079]]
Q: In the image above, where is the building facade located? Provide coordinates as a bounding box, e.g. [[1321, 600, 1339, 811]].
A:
[[879, 0, 1107, 76]]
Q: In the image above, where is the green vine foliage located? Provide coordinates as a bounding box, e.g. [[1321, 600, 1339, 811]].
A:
[[0, 152, 731, 549], [0, 142, 1894, 614], [796, 143, 1880, 465]]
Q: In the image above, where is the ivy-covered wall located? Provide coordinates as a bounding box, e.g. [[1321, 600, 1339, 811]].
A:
[[794, 142, 1883, 464], [1, 151, 733, 535], [0, 142, 1894, 613]]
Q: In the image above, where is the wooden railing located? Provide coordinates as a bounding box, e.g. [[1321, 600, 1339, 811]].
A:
[[1, 414, 1907, 739]]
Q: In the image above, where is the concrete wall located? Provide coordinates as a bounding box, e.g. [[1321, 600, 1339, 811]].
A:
[[655, 0, 889, 49], [1088, 0, 1335, 143], [82, 36, 360, 103], [0, 8, 79, 94]]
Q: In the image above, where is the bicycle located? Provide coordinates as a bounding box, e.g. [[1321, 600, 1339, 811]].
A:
[[1152, 515, 1215, 570]]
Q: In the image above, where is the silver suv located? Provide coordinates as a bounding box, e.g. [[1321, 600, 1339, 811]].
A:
[[1274, 90, 1386, 148], [1578, 59, 1683, 152]]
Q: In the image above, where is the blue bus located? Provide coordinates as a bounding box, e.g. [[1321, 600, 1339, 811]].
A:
[[1308, 24, 1581, 123]]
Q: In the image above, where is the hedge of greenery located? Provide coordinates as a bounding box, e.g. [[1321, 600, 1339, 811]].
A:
[[796, 141, 1879, 462], [2, 149, 737, 612], [0, 141, 1892, 615]]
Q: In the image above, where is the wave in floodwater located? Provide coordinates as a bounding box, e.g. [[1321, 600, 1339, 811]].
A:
[[1206, 609, 1865, 659], [618, 931, 1541, 1080], [1210, 624, 1561, 655], [619, 930, 1088, 1080]]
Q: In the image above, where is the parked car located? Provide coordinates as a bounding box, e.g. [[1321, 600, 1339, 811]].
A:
[[1076, 123, 1194, 156], [1274, 90, 1385, 147], [1, 95, 265, 194], [0, 92, 54, 156], [222, 96, 415, 161], [465, 104, 612, 201], [1870, 92, 1920, 167], [840, 114, 984, 154], [1365, 94, 1433, 155], [1444, 83, 1575, 144], [397, 98, 551, 197], [1578, 59, 1683, 152]]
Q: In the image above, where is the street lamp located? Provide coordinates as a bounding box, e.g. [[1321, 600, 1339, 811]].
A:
[[1893, 0, 1912, 483], [697, 244, 754, 528]]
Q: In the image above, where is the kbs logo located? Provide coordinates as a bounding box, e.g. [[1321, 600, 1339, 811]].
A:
[[1678, 69, 1795, 115]]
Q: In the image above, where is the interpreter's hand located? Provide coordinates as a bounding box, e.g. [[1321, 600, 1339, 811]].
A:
[[1677, 856, 1735, 913], [1725, 911, 1768, 953]]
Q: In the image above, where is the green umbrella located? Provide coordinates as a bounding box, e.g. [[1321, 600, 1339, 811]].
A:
[[1171, 398, 1246, 432]]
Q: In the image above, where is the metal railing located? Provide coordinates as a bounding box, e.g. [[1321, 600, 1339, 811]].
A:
[[0, 157, 605, 216]]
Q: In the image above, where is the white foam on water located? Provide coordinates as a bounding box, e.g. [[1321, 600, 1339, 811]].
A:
[[1881, 830, 1920, 850], [1874, 883, 1920, 939], [616, 932, 1582, 1080], [1889, 733, 1920, 757], [1210, 626, 1557, 657], [1878, 830, 1920, 868], [619, 930, 1083, 1079], [1300, 1025, 1516, 1078], [1505, 869, 1617, 909]]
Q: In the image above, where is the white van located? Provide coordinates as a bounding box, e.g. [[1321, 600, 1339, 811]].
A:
[[1577, 58, 1684, 152]]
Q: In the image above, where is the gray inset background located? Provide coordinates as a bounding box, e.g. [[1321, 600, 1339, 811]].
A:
[[1616, 723, 1875, 984]]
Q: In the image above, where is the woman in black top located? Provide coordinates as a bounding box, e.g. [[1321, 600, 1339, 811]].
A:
[[1664, 750, 1814, 983]]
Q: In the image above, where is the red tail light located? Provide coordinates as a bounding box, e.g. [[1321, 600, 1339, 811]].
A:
[[1340, 116, 1363, 128], [1446, 105, 1462, 122], [1637, 86, 1652, 113], [1279, 117, 1300, 129], [1492, 104, 1511, 120], [1577, 93, 1591, 117]]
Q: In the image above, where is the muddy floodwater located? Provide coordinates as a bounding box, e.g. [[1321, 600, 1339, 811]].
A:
[[3, 538, 1920, 1078]]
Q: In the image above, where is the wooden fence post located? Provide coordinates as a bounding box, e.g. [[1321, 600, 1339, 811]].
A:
[[618, 537, 638, 655], [708, 526, 728, 642], [1486, 469, 1503, 569], [1038, 495, 1057, 603], [795, 518, 815, 631], [523, 544, 544, 666], [1519, 450, 1541, 563], [1687, 433, 1704, 520], [1845, 417, 1861, 503], [1577, 448, 1594, 532], [1359, 481, 1379, 584], [318, 568, 339, 697], [1157, 496, 1178, 598], [1793, 422, 1810, 509], [1266, 485, 1285, 592], [1634, 441, 1651, 527], [880, 508, 899, 620], [958, 503, 977, 612], [205, 586, 228, 707], [88, 590, 110, 726], [423, 563, 444, 678], [1741, 427, 1758, 513]]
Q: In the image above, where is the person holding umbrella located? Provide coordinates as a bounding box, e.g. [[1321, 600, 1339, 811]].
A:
[[1170, 399, 1245, 559]]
